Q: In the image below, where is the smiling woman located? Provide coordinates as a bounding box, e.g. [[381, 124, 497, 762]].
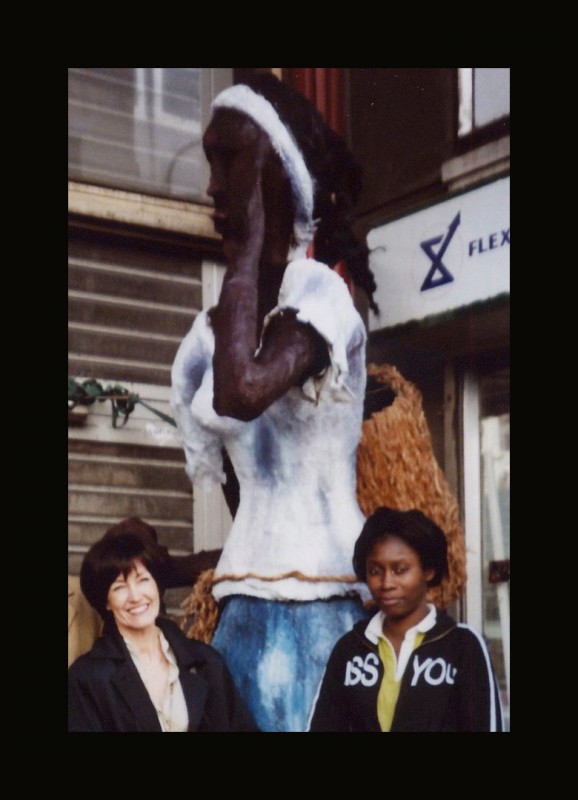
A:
[[68, 517, 258, 732], [106, 561, 162, 633]]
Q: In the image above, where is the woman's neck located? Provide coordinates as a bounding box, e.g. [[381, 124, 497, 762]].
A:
[[120, 623, 162, 660], [382, 605, 430, 654]]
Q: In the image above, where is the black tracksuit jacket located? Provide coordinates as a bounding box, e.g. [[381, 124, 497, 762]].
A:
[[307, 610, 504, 732]]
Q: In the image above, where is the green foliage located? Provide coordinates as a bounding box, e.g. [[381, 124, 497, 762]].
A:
[[68, 378, 176, 429]]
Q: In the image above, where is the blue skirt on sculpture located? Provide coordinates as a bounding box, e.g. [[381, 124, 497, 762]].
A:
[[211, 594, 370, 733]]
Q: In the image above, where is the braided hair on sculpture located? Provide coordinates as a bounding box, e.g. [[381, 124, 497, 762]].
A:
[[241, 73, 378, 314]]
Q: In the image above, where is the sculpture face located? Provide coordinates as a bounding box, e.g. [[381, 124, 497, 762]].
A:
[[203, 107, 295, 269]]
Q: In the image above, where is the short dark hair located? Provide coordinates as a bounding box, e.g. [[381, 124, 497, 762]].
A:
[[80, 517, 171, 619], [352, 506, 449, 587]]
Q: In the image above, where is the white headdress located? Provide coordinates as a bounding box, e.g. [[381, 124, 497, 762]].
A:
[[212, 84, 315, 257]]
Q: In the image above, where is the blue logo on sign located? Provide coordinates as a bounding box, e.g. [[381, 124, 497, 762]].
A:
[[419, 212, 461, 292]]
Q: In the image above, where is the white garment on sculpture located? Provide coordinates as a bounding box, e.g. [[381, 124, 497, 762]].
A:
[[171, 258, 370, 604]]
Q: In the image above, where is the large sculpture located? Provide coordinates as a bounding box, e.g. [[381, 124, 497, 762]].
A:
[[171, 74, 378, 732]]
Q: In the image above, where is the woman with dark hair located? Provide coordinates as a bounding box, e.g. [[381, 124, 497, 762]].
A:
[[307, 506, 504, 731], [171, 73, 377, 732], [68, 518, 258, 732]]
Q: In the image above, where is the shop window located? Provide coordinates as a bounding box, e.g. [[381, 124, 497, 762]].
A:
[[462, 364, 510, 731], [458, 68, 510, 138], [68, 68, 231, 202]]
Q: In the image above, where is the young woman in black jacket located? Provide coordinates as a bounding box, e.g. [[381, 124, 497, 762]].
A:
[[307, 507, 504, 732]]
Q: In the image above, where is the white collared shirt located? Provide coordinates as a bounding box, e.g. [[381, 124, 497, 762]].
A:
[[365, 603, 437, 680], [125, 629, 189, 732]]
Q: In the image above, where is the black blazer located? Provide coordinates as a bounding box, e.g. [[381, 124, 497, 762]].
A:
[[68, 615, 259, 732]]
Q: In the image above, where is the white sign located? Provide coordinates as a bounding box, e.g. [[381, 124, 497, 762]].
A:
[[366, 176, 510, 331]]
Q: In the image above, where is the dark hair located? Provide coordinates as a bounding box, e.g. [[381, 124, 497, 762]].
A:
[[241, 73, 378, 314], [352, 506, 449, 587], [80, 517, 171, 619]]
